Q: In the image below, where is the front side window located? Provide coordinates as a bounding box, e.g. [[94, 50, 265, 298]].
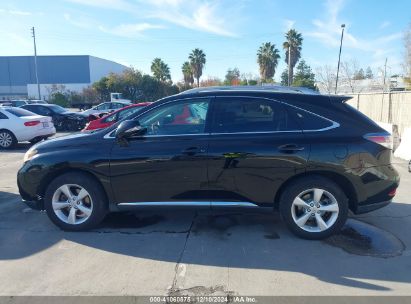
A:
[[211, 97, 300, 133], [137, 99, 210, 136]]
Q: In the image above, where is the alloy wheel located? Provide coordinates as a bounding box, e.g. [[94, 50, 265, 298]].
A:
[[0, 132, 13, 148], [52, 184, 93, 225], [291, 188, 339, 232]]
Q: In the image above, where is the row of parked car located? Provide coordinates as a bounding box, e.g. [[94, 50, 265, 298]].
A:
[[0, 99, 151, 149]]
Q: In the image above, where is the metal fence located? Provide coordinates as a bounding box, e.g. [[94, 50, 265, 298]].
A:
[[347, 91, 411, 136]]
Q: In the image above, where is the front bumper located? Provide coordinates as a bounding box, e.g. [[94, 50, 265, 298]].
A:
[[21, 198, 44, 210]]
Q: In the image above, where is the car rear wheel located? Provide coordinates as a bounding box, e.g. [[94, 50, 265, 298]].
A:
[[44, 172, 107, 231], [0, 130, 16, 149], [279, 176, 348, 240]]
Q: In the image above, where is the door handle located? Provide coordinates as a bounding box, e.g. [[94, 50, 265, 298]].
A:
[[181, 147, 206, 156], [278, 144, 305, 153]]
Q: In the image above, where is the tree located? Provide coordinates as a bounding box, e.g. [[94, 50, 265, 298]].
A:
[[92, 76, 111, 102], [283, 29, 303, 85], [225, 67, 241, 85], [353, 68, 366, 80], [151, 58, 171, 82], [181, 61, 194, 87], [92, 68, 179, 103], [365, 66, 373, 79], [316, 65, 336, 94], [257, 42, 280, 82], [341, 60, 360, 93], [280, 69, 288, 86], [189, 48, 206, 87], [292, 60, 317, 90], [200, 77, 223, 87]]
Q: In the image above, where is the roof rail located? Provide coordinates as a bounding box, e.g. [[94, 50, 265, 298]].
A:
[[179, 85, 321, 95]]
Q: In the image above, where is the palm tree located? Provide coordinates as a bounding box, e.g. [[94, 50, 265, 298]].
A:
[[283, 29, 303, 85], [257, 42, 280, 82], [181, 61, 194, 87], [189, 48, 206, 87], [151, 58, 171, 82]]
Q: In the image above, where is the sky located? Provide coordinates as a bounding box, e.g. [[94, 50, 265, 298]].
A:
[[0, 0, 410, 83]]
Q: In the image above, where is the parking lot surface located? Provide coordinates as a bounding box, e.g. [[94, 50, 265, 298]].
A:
[[0, 137, 411, 296]]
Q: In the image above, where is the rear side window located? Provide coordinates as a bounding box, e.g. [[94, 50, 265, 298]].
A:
[[5, 108, 36, 117], [287, 106, 335, 131], [212, 97, 300, 133], [0, 112, 8, 119]]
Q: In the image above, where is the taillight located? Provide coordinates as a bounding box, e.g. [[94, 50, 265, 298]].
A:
[[24, 121, 41, 127], [388, 188, 397, 197], [364, 133, 392, 149]]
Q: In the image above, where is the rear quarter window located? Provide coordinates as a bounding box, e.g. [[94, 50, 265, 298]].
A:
[[286, 106, 335, 131], [5, 108, 36, 117], [0, 112, 8, 119]]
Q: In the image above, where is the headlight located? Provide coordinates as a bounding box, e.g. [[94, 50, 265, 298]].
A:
[[24, 148, 38, 162]]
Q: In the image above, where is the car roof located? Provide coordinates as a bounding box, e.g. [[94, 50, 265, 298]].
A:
[[176, 86, 352, 103]]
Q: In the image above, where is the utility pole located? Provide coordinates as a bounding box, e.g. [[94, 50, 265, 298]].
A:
[[287, 45, 291, 86], [31, 27, 41, 100], [380, 57, 388, 121], [335, 24, 345, 94]]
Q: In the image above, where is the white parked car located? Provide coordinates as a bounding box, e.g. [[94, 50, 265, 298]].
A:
[[82, 101, 130, 117], [0, 107, 56, 149]]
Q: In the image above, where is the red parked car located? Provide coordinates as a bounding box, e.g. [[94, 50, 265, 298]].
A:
[[83, 102, 151, 131]]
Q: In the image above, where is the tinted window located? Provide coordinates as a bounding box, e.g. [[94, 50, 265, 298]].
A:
[[111, 103, 125, 109], [137, 99, 210, 135], [0, 112, 8, 119], [5, 108, 36, 117], [13, 100, 26, 107], [212, 97, 300, 133], [289, 107, 334, 130], [95, 103, 110, 110], [47, 105, 67, 114]]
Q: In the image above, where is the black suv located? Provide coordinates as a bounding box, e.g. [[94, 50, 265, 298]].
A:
[[17, 87, 400, 239]]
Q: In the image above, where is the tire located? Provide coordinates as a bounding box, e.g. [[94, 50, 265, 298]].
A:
[[279, 176, 348, 240], [0, 130, 17, 149], [44, 172, 108, 231], [29, 137, 43, 144]]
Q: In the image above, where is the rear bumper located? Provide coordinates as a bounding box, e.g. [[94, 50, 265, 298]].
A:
[[354, 199, 392, 214]]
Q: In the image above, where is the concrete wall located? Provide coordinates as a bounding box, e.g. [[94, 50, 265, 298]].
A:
[[347, 91, 411, 136]]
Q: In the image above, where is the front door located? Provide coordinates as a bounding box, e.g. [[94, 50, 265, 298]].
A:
[[207, 96, 310, 206], [110, 97, 211, 204]]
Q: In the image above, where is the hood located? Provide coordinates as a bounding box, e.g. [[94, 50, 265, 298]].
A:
[[33, 132, 98, 151], [61, 111, 88, 118]]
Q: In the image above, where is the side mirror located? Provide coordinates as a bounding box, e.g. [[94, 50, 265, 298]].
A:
[[115, 120, 147, 140]]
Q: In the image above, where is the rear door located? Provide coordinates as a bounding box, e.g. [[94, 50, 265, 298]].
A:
[[207, 96, 309, 206]]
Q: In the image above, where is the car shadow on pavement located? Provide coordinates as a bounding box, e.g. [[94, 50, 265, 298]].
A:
[[0, 194, 410, 292], [0, 143, 32, 153]]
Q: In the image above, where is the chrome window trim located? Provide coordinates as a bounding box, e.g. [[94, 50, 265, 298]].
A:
[[103, 95, 340, 139]]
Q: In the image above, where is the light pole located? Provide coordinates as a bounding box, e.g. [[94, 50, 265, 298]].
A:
[[334, 24, 345, 94], [31, 27, 41, 100]]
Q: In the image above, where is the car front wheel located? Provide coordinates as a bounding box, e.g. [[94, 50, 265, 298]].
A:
[[44, 172, 107, 231], [279, 176, 348, 240]]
